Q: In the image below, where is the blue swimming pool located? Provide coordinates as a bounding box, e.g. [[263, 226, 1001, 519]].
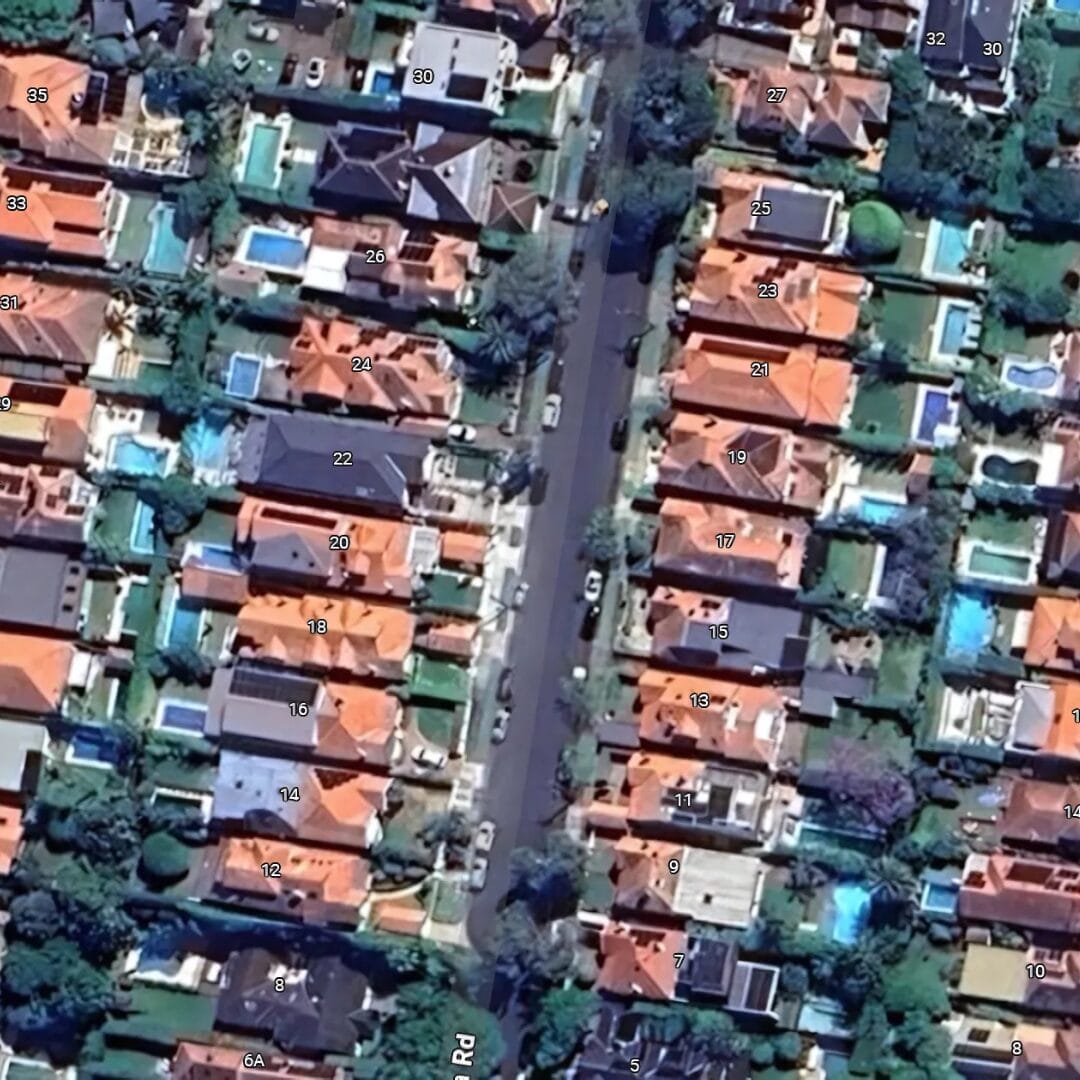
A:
[[921, 881, 959, 914], [1003, 360, 1058, 391], [130, 497, 156, 554], [183, 411, 232, 470], [943, 589, 995, 657], [112, 436, 168, 477], [225, 353, 263, 399], [829, 882, 872, 945], [144, 205, 190, 278], [159, 700, 207, 734], [70, 726, 123, 766], [859, 495, 905, 525], [194, 544, 243, 572], [937, 303, 970, 355], [166, 597, 203, 650], [931, 222, 970, 277], [242, 123, 283, 189], [371, 70, 396, 94], [1054, 0, 1080, 12], [242, 227, 307, 269], [915, 389, 954, 443]]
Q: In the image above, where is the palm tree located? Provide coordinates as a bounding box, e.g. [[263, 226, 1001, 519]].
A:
[[868, 856, 917, 907]]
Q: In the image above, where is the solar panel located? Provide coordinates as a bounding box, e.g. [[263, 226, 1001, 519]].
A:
[[229, 664, 319, 706]]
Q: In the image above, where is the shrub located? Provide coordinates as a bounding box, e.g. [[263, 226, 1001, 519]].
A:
[[848, 201, 904, 261], [140, 832, 190, 885]]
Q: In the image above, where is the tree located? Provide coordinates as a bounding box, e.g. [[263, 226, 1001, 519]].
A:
[[174, 170, 235, 241], [510, 833, 586, 921], [647, 0, 716, 46], [826, 739, 916, 831], [989, 251, 1073, 326], [868, 856, 917, 906], [138, 474, 208, 539], [485, 902, 578, 987], [0, 0, 78, 46], [848, 200, 905, 261], [1021, 166, 1080, 234], [370, 838, 433, 886], [615, 156, 695, 250], [629, 50, 717, 164], [1013, 14, 1054, 102], [881, 944, 952, 1016], [571, 0, 640, 53], [531, 987, 600, 1071], [140, 831, 191, 885], [773, 1031, 803, 1065], [7, 891, 63, 946], [1023, 101, 1060, 164], [887, 50, 929, 119], [148, 646, 215, 685], [161, 358, 204, 420], [582, 507, 620, 564]]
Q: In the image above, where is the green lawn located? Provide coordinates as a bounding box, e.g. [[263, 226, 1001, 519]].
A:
[[458, 386, 510, 426], [420, 572, 483, 617], [967, 509, 1041, 549], [876, 636, 926, 700], [994, 239, 1080, 293], [1049, 16, 1080, 105], [103, 986, 217, 1048], [872, 288, 938, 357], [410, 656, 471, 705], [849, 376, 917, 437], [819, 539, 878, 599], [414, 704, 461, 749], [429, 878, 468, 924]]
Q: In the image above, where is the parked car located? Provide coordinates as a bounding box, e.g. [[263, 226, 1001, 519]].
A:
[[305, 57, 327, 88], [583, 568, 604, 603], [448, 422, 477, 443], [280, 53, 299, 85], [496, 666, 513, 703], [554, 203, 583, 224], [246, 21, 280, 41], [542, 393, 562, 431], [547, 358, 564, 395], [469, 855, 489, 891], [475, 820, 497, 854], [512, 582, 530, 609], [529, 466, 549, 506], [592, 197, 610, 217], [492, 708, 511, 744], [624, 334, 643, 368], [588, 126, 604, 153], [610, 415, 629, 451], [411, 745, 448, 770], [581, 602, 601, 640]]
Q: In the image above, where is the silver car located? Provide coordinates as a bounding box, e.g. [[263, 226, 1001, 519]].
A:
[[469, 855, 489, 891]]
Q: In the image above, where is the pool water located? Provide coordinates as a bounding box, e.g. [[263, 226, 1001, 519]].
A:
[[112, 436, 168, 477], [130, 498, 157, 554], [159, 701, 207, 733], [193, 544, 243, 572], [371, 70, 396, 94], [931, 222, 970, 277], [829, 882, 872, 944], [144, 204, 190, 278], [915, 389, 955, 443], [921, 882, 959, 914], [183, 411, 232, 470], [937, 303, 970, 355], [981, 454, 1038, 486], [968, 547, 1032, 581], [242, 123, 283, 189], [225, 353, 263, 399], [943, 589, 995, 657], [166, 597, 203, 650], [822, 1051, 853, 1078], [859, 495, 905, 525], [70, 726, 123, 765], [1055, 0, 1080, 11], [1003, 360, 1057, 391], [242, 227, 307, 269]]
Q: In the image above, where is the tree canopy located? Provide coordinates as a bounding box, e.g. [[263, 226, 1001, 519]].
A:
[[0, 0, 78, 46], [530, 987, 601, 1071], [848, 201, 905, 261], [628, 50, 717, 164]]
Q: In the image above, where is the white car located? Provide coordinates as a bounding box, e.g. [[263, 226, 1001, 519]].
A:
[[475, 820, 497, 853], [469, 855, 489, 891], [583, 568, 604, 604], [491, 708, 511, 744], [512, 582, 530, 609], [542, 393, 562, 431], [306, 57, 327, 89], [448, 422, 477, 443], [411, 745, 448, 770]]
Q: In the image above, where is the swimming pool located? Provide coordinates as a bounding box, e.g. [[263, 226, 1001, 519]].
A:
[[157, 699, 207, 734], [931, 221, 970, 277], [859, 495, 906, 525], [943, 589, 995, 657], [980, 454, 1038, 486], [130, 498, 157, 554], [920, 881, 959, 915], [165, 597, 203, 650], [913, 387, 956, 444], [1002, 359, 1058, 392], [967, 547, 1033, 582], [69, 726, 123, 767], [828, 882, 872, 945], [192, 544, 243, 572], [242, 123, 283, 189], [111, 436, 169, 477], [225, 353, 263, 399], [144, 204, 190, 278], [937, 302, 971, 355], [371, 70, 396, 94], [241, 227, 307, 270], [182, 411, 232, 471]]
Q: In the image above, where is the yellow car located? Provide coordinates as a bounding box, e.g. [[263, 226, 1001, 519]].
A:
[[592, 197, 610, 217]]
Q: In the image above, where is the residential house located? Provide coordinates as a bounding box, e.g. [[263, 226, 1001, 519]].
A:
[[958, 853, 1080, 934], [211, 750, 391, 849], [0, 379, 95, 464], [402, 22, 520, 119], [958, 943, 1080, 1019], [0, 276, 108, 374], [0, 462, 96, 547], [172, 1043, 346, 1080], [314, 123, 413, 212], [233, 593, 414, 681], [706, 170, 847, 257], [653, 498, 809, 593], [235, 497, 433, 598], [657, 413, 834, 512], [437, 0, 557, 40], [0, 804, 22, 876], [683, 249, 867, 343], [0, 165, 116, 262], [206, 663, 405, 769], [1041, 510, 1080, 587], [0, 547, 85, 633], [303, 216, 478, 311], [281, 316, 459, 420], [0, 632, 73, 715], [719, 0, 813, 35], [829, 0, 920, 45], [609, 836, 765, 928], [237, 413, 431, 515], [215, 949, 378, 1057], [633, 666, 789, 767], [596, 920, 687, 1001], [199, 836, 369, 925], [0, 717, 47, 875], [1023, 598, 1080, 678], [0, 56, 120, 168], [1007, 679, 1080, 765], [999, 778, 1080, 854], [1012, 1026, 1080, 1079], [918, 0, 1022, 109]]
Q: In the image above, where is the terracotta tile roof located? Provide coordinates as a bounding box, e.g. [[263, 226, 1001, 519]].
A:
[[370, 894, 427, 936], [235, 593, 413, 679], [1000, 778, 1080, 851], [0, 275, 107, 367], [0, 377, 94, 464], [319, 682, 403, 767], [0, 55, 117, 167], [0, 804, 23, 874], [236, 498, 416, 600], [737, 67, 818, 138], [659, 412, 832, 510], [597, 920, 687, 1000], [1042, 680, 1080, 760], [1043, 509, 1080, 583], [671, 333, 852, 429], [610, 836, 682, 914], [958, 853, 1080, 934], [624, 751, 707, 823], [1013, 1025, 1080, 1077], [1025, 598, 1080, 675], [0, 631, 71, 714], [654, 497, 808, 589], [634, 666, 786, 767], [687, 248, 865, 342], [172, 1042, 346, 1080], [419, 617, 478, 658], [287, 316, 457, 419], [440, 528, 488, 567], [210, 836, 369, 923], [0, 165, 111, 259], [181, 562, 249, 607]]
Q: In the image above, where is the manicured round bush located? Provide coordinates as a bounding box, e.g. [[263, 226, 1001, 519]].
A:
[[848, 200, 904, 261], [140, 831, 190, 885]]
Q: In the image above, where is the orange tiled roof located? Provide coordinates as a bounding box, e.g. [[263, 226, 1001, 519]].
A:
[[1013, 1026, 1080, 1076], [295, 765, 391, 846], [709, 170, 838, 252], [420, 617, 478, 658], [172, 1042, 346, 1080], [635, 665, 786, 767], [0, 631, 71, 714], [0, 275, 107, 367], [597, 920, 687, 1000], [659, 412, 832, 510], [1000, 777, 1080, 851], [958, 853, 1080, 934], [441, 528, 488, 567], [610, 836, 682, 915], [624, 750, 707, 823], [0, 55, 117, 167], [181, 561, 249, 607], [1025, 598, 1080, 675], [287, 317, 457, 419], [1041, 680, 1080, 760], [0, 804, 23, 874], [235, 593, 413, 678], [0, 377, 94, 464], [371, 894, 427, 936], [319, 681, 403, 767], [0, 165, 111, 259], [654, 497, 808, 590], [687, 249, 865, 342], [672, 333, 852, 429]]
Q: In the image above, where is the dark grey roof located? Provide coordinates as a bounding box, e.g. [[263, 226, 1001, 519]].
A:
[[800, 665, 875, 719], [249, 530, 333, 583], [206, 663, 321, 745], [92, 0, 128, 37], [750, 186, 833, 247], [238, 413, 429, 511], [920, 0, 1016, 77], [0, 547, 84, 633], [315, 123, 411, 205], [128, 0, 166, 33], [406, 123, 493, 226]]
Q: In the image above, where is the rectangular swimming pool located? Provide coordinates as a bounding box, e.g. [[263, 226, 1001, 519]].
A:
[[937, 303, 970, 355], [129, 498, 156, 554], [967, 547, 1032, 581], [931, 222, 970, 277], [225, 353, 263, 399], [943, 589, 995, 657], [144, 204, 190, 278], [241, 227, 307, 269], [158, 700, 207, 734], [242, 123, 283, 189], [112, 436, 168, 477], [166, 597, 203, 650]]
